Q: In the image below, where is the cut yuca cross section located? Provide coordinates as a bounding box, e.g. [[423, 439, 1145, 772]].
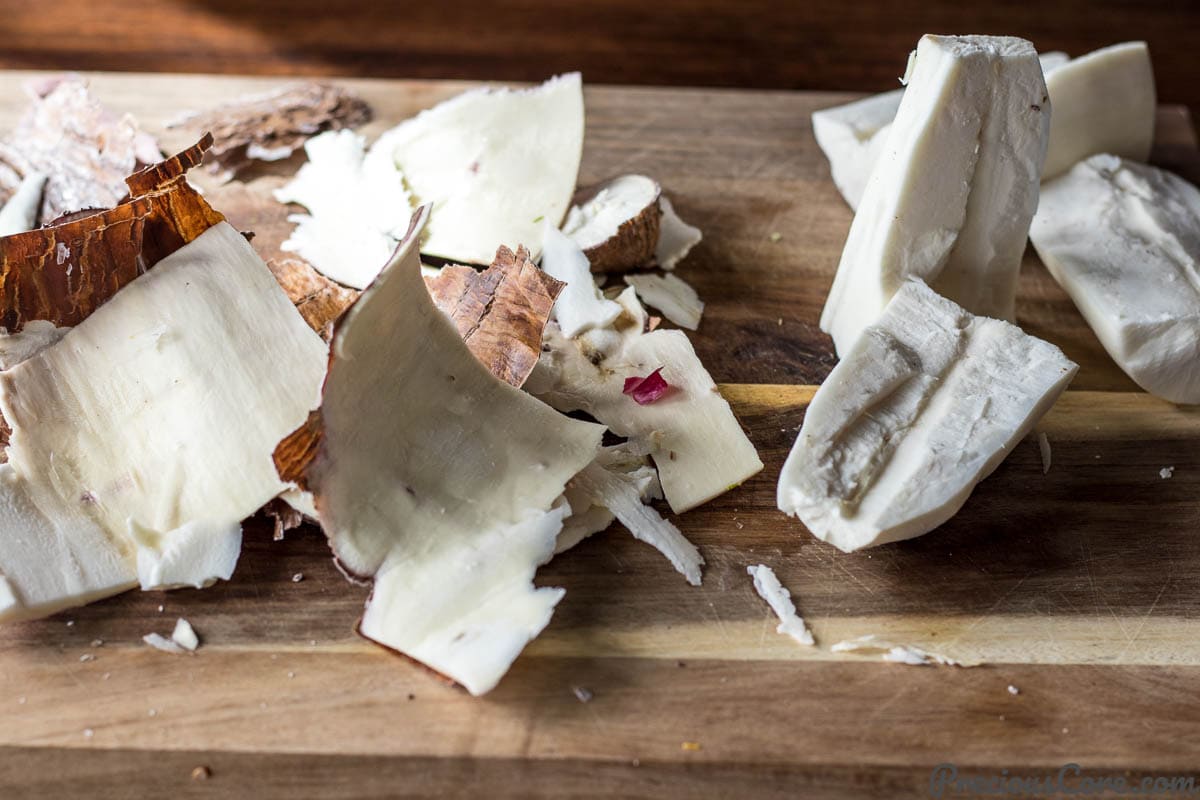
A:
[[528, 288, 762, 514], [0, 222, 328, 621], [372, 74, 584, 266], [820, 35, 1050, 355], [1031, 155, 1200, 404], [812, 51, 1067, 211], [1041, 43, 1155, 180], [275, 207, 603, 696], [780, 280, 1076, 553]]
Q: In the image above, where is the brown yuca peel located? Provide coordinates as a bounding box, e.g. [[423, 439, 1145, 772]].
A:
[[273, 409, 324, 492], [206, 180, 357, 335], [125, 134, 226, 265], [169, 83, 372, 180], [565, 175, 662, 273], [0, 136, 223, 331], [425, 245, 566, 388]]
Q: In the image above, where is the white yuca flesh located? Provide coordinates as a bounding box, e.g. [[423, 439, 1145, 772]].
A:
[[746, 564, 813, 646], [0, 172, 47, 236], [372, 74, 584, 265], [540, 223, 622, 337], [1031, 155, 1200, 403], [821, 35, 1051, 356], [0, 222, 328, 622], [274, 129, 412, 289], [1041, 42, 1155, 180], [781, 280, 1077, 553], [307, 207, 603, 696], [623, 272, 704, 330], [812, 51, 1067, 211], [528, 287, 762, 514]]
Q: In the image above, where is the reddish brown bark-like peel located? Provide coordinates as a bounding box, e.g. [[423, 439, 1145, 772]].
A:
[[169, 83, 372, 181], [273, 409, 324, 493], [425, 245, 565, 388], [0, 135, 223, 332]]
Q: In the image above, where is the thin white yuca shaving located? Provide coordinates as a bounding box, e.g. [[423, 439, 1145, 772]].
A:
[[171, 617, 200, 651], [557, 443, 661, 553], [372, 74, 584, 265], [831, 635, 964, 666], [623, 272, 704, 330], [528, 287, 762, 514], [746, 564, 814, 646], [0, 172, 47, 235], [540, 223, 621, 337], [655, 197, 702, 270], [305, 206, 603, 695], [1038, 432, 1052, 475], [569, 461, 702, 585], [274, 129, 412, 289], [0, 222, 327, 623]]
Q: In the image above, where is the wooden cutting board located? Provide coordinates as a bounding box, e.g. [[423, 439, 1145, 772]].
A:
[[1, 71, 1198, 799]]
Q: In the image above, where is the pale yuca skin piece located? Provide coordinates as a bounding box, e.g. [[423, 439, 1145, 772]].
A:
[[1031, 155, 1200, 404], [820, 35, 1051, 357], [528, 288, 763, 515], [780, 280, 1077, 553], [811, 52, 1067, 211], [0, 222, 328, 622], [305, 207, 603, 696], [1041, 42, 1155, 180], [372, 74, 585, 266]]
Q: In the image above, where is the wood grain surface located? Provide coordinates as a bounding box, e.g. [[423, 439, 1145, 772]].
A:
[[0, 71, 1198, 798], [0, 1, 1196, 117]]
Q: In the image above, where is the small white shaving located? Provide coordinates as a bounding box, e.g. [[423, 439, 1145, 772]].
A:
[[171, 618, 200, 651], [623, 273, 705, 331], [1038, 432, 1052, 474], [831, 634, 964, 666], [56, 242, 70, 265], [143, 632, 187, 655], [1007, 685, 1020, 695], [746, 564, 814, 646], [655, 196, 702, 270], [569, 461, 703, 585], [1160, 466, 1175, 479]]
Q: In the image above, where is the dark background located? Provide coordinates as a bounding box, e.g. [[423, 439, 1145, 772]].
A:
[[0, 0, 1195, 114]]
